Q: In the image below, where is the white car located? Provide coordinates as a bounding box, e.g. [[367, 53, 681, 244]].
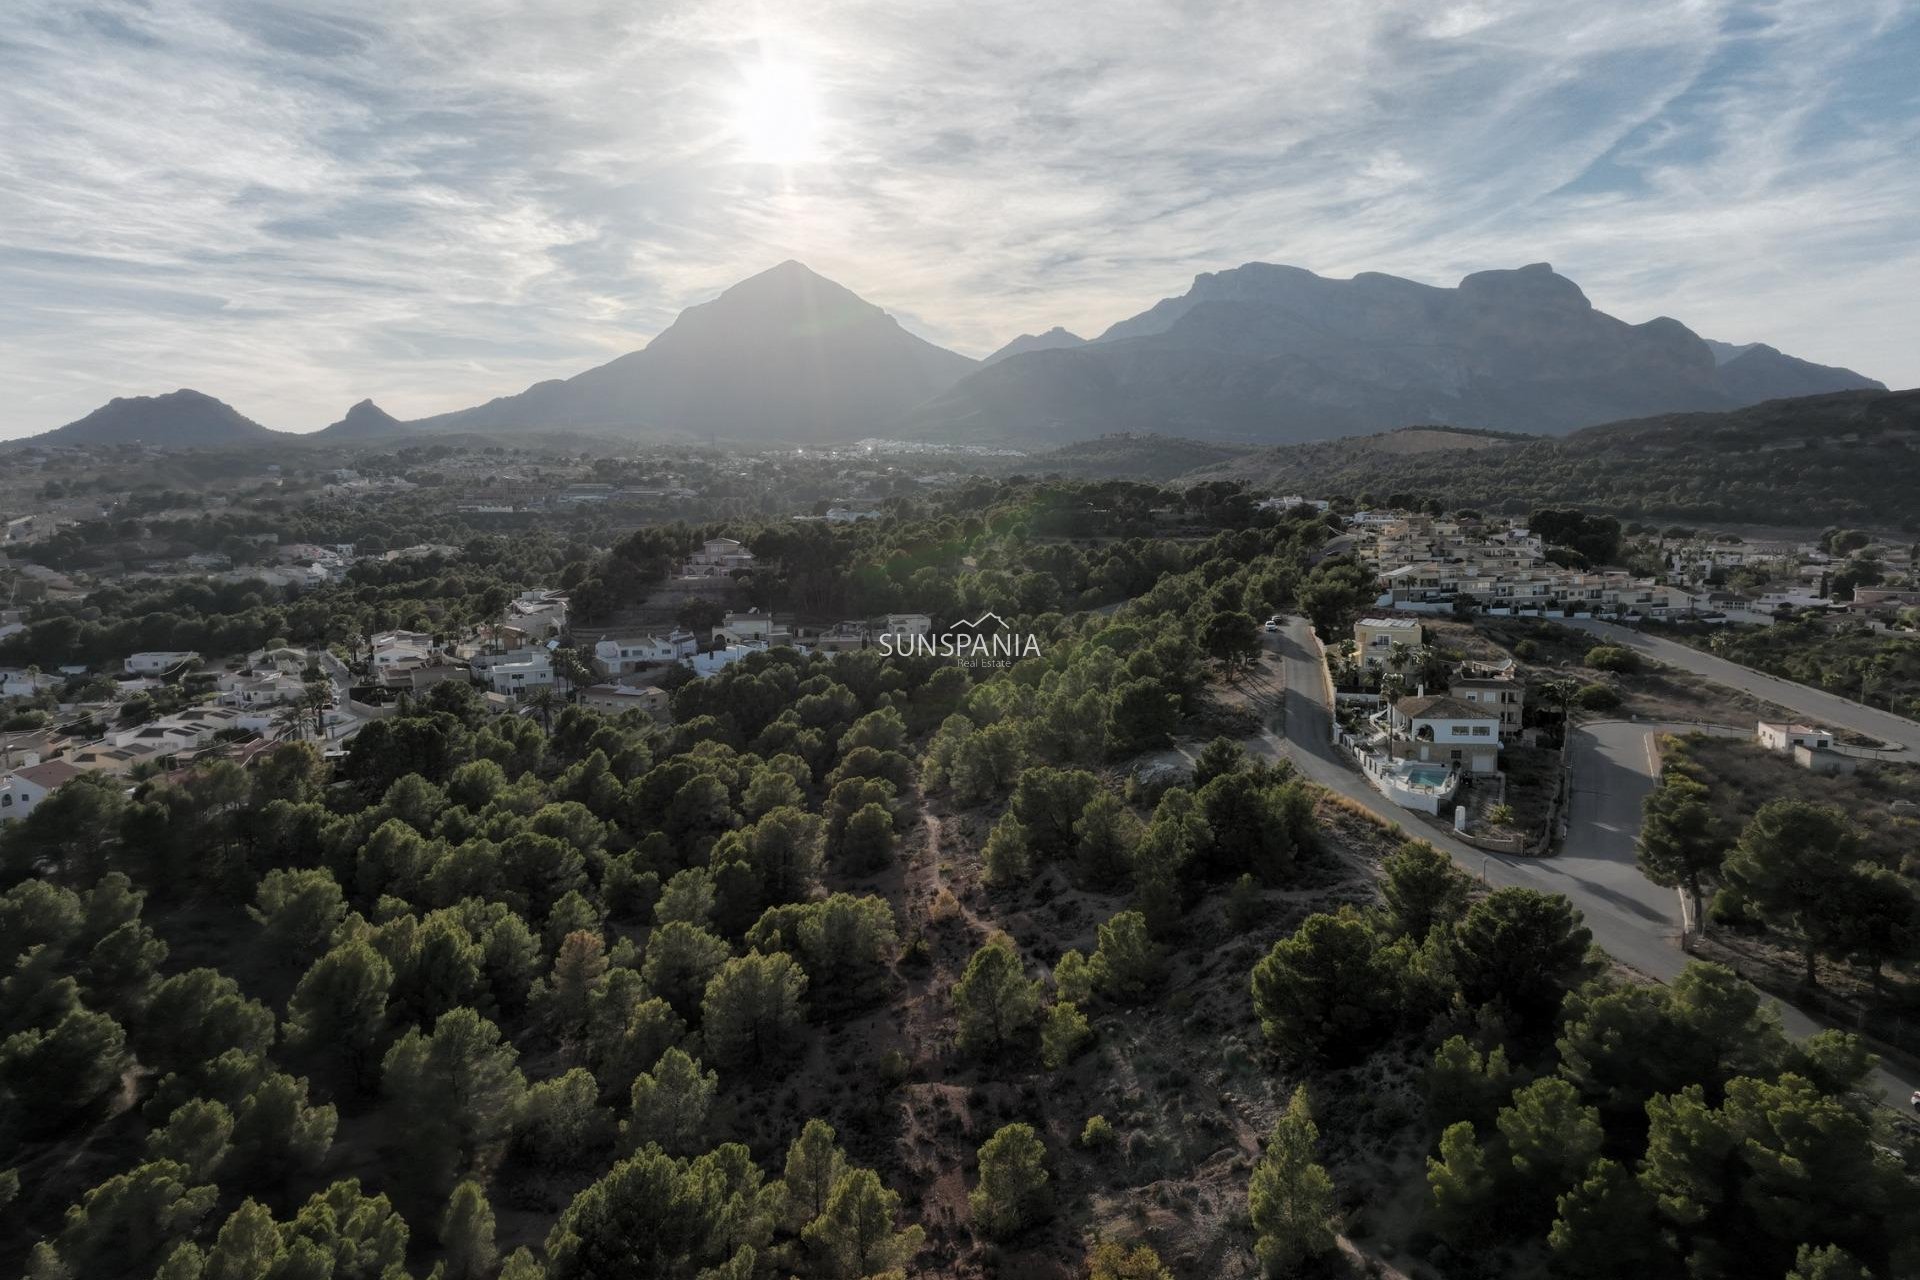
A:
[[1263, 618, 1280, 632]]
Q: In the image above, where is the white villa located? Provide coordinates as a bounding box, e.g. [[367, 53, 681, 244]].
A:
[[124, 651, 200, 676], [593, 631, 698, 678], [1381, 695, 1503, 774]]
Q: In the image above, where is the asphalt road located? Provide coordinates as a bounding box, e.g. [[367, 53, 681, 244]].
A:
[[1264, 617, 1920, 1111], [1565, 619, 1920, 753]]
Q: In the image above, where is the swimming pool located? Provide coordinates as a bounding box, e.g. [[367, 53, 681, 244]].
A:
[[1401, 765, 1451, 789]]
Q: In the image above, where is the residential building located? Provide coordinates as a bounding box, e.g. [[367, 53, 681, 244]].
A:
[[686, 644, 761, 678], [487, 651, 555, 697], [1756, 721, 1834, 755], [1383, 695, 1502, 774], [1353, 617, 1423, 669], [881, 614, 934, 643], [680, 537, 756, 578], [713, 611, 793, 647], [580, 683, 671, 722], [0, 759, 86, 822], [124, 651, 200, 676], [1447, 675, 1524, 738], [592, 631, 697, 677], [501, 589, 569, 643]]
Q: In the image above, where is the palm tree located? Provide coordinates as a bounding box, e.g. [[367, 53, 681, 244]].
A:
[[1380, 671, 1409, 761], [527, 688, 558, 733], [1540, 677, 1579, 742], [272, 698, 308, 742]]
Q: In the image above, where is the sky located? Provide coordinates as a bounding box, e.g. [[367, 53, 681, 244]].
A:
[[2, 0, 1917, 437]]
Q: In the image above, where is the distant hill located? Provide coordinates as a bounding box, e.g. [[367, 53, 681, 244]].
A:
[[1189, 389, 1920, 525], [905, 262, 1885, 448], [1012, 433, 1259, 481], [17, 389, 281, 447], [981, 326, 1087, 366], [311, 398, 408, 442], [415, 260, 976, 443]]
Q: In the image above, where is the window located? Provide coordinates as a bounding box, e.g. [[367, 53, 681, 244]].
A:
[[1472, 726, 1491, 736]]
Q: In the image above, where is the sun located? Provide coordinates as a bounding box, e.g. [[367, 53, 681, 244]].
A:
[[732, 59, 823, 166]]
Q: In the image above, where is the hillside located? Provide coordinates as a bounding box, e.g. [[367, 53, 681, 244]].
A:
[[1011, 433, 1262, 480], [905, 262, 1884, 448], [1189, 389, 1920, 525], [415, 261, 976, 443], [16, 389, 282, 448]]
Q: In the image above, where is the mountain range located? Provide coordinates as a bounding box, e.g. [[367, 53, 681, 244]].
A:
[[12, 259, 1891, 450]]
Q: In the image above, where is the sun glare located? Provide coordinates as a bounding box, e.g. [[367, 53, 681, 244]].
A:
[[732, 59, 823, 166]]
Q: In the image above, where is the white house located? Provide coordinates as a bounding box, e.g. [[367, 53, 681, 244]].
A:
[[713, 611, 793, 647], [487, 651, 556, 697], [686, 644, 761, 678], [0, 668, 60, 699], [0, 759, 86, 822], [124, 651, 200, 676], [1383, 695, 1502, 774], [593, 631, 697, 678], [1756, 721, 1835, 755], [217, 672, 308, 707]]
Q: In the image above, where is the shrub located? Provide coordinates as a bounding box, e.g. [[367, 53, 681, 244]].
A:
[[1572, 683, 1621, 712], [1081, 1114, 1116, 1147], [1584, 645, 1640, 673]]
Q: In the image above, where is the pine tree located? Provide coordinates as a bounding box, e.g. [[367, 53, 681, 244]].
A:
[[1249, 1086, 1338, 1275], [800, 1168, 925, 1279], [782, 1118, 848, 1228], [441, 1179, 498, 1280], [953, 936, 1041, 1055], [969, 1123, 1050, 1239]]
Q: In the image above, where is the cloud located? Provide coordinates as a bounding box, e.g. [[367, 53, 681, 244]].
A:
[[0, 0, 1915, 436]]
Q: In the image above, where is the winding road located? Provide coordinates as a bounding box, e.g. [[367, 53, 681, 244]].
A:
[[1261, 617, 1920, 1111]]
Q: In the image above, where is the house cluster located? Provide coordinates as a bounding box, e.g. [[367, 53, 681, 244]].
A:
[[1364, 513, 1698, 618]]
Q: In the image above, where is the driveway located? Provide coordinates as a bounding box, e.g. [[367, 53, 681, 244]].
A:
[[1265, 617, 1920, 1111], [1565, 619, 1920, 753]]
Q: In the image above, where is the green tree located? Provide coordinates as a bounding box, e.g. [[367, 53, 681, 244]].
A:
[[441, 1179, 498, 1280], [1089, 910, 1164, 1003], [640, 921, 731, 1021], [1041, 1000, 1092, 1070], [953, 936, 1042, 1055], [1548, 1158, 1674, 1280], [1087, 1240, 1174, 1279], [146, 1098, 235, 1184], [702, 951, 808, 1071], [247, 868, 347, 969], [199, 1199, 284, 1280], [1201, 609, 1262, 677], [1427, 1121, 1496, 1248], [1788, 1244, 1872, 1280], [1249, 1085, 1339, 1276], [381, 1006, 527, 1192], [1636, 775, 1728, 934], [800, 1168, 925, 1279], [1425, 1035, 1514, 1131], [1450, 888, 1595, 1034], [969, 1122, 1050, 1239], [229, 1069, 337, 1182], [1722, 800, 1862, 987], [50, 1159, 216, 1277], [627, 1047, 717, 1156], [285, 939, 393, 1087], [1496, 1076, 1604, 1222], [782, 1117, 848, 1228], [1381, 839, 1469, 940], [514, 1068, 614, 1169], [0, 1005, 129, 1135], [1250, 909, 1399, 1062]]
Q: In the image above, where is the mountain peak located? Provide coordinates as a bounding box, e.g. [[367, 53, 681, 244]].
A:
[[983, 326, 1089, 366], [316, 398, 406, 440], [27, 388, 278, 447]]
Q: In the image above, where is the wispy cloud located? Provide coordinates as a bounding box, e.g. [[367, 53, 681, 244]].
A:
[[1, 0, 1914, 435]]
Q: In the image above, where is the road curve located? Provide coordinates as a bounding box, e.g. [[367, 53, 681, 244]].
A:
[[1265, 617, 1920, 1111]]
